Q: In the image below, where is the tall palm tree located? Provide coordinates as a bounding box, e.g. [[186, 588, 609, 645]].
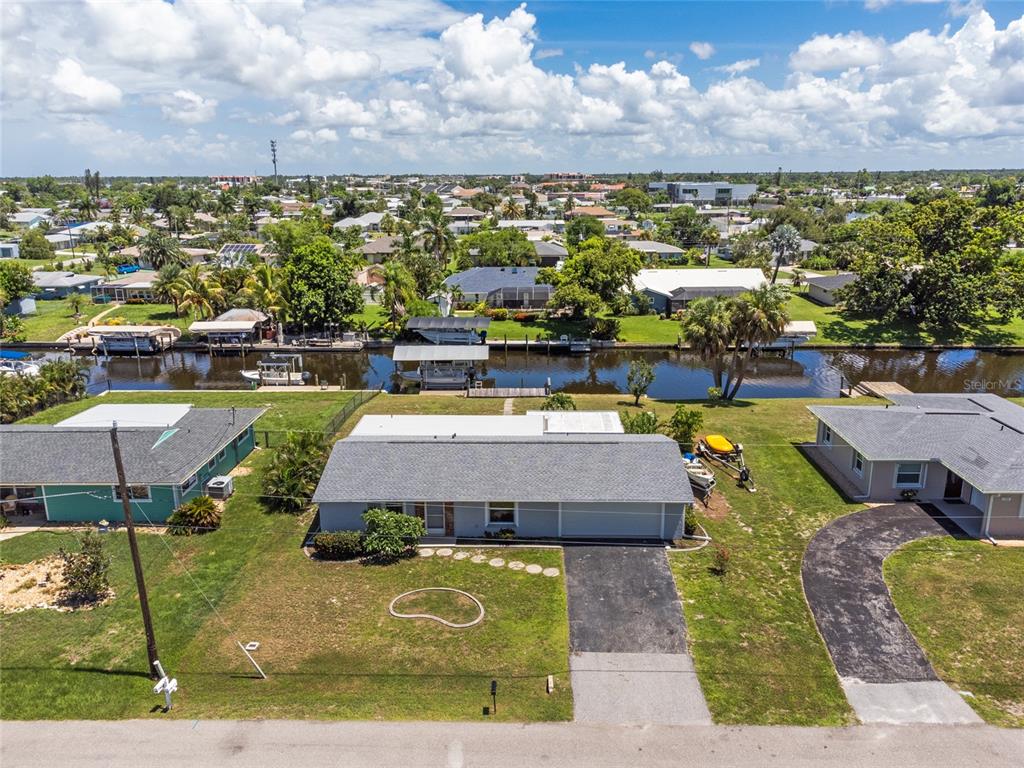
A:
[[74, 193, 99, 221], [768, 223, 802, 284], [152, 263, 184, 314], [139, 231, 185, 270], [240, 264, 289, 324], [184, 187, 205, 212], [723, 284, 790, 400], [679, 296, 734, 393], [700, 225, 720, 267], [380, 261, 418, 324], [501, 199, 524, 220], [174, 265, 225, 320], [420, 208, 455, 265]]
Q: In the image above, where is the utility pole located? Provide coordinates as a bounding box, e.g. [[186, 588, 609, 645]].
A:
[[270, 140, 278, 183], [110, 423, 160, 678]]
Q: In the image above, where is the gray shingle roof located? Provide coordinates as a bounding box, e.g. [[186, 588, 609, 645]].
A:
[[312, 434, 695, 504], [0, 408, 264, 486], [806, 273, 857, 291], [533, 241, 568, 257], [808, 394, 1024, 493], [443, 266, 548, 293]]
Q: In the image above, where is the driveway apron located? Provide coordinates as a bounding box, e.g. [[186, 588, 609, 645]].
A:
[[802, 505, 982, 724], [563, 546, 711, 725]]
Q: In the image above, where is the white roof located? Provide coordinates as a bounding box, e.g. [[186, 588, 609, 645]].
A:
[[188, 320, 259, 333], [334, 211, 386, 229], [633, 268, 766, 297], [782, 320, 817, 336], [57, 404, 191, 428], [350, 411, 623, 438], [392, 345, 489, 362], [88, 325, 181, 337]]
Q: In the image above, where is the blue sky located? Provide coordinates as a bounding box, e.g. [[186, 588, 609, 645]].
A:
[[2, 1, 1023, 176]]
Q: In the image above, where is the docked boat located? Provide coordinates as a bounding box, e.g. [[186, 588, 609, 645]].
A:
[[88, 325, 180, 354], [393, 344, 489, 390], [241, 353, 310, 386], [682, 453, 716, 492], [559, 335, 591, 354], [0, 351, 41, 377], [407, 316, 489, 345]]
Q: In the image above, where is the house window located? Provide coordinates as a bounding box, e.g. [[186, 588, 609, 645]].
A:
[[217, 447, 227, 461], [822, 425, 832, 446], [113, 485, 150, 502], [851, 451, 864, 477], [207, 457, 216, 470], [370, 502, 405, 514], [488, 501, 516, 525], [895, 463, 923, 488], [181, 474, 198, 492]]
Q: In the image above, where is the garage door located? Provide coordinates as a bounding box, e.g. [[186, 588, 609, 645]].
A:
[[560, 502, 663, 538]]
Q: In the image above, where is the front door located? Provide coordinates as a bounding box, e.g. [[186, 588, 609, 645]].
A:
[[424, 503, 445, 534], [944, 470, 964, 500]]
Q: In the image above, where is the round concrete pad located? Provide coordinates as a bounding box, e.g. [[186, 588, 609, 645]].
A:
[[525, 564, 543, 574], [508, 561, 525, 570], [488, 558, 506, 568], [470, 554, 487, 564], [542, 567, 560, 577], [435, 548, 453, 557], [418, 548, 434, 557], [453, 551, 470, 560]]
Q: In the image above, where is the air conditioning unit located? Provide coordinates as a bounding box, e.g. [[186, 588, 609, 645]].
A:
[[206, 475, 234, 500]]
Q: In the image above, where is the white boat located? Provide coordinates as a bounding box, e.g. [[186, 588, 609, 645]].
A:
[[241, 353, 310, 386], [0, 359, 41, 376], [682, 453, 716, 492]]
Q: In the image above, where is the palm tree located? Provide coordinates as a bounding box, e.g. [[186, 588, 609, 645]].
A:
[[74, 193, 98, 221], [420, 208, 455, 265], [152, 263, 184, 314], [139, 231, 185, 270], [240, 264, 289, 324], [215, 192, 236, 218], [184, 187, 205, 212], [380, 261, 418, 324], [723, 284, 790, 400], [680, 296, 734, 392], [174, 265, 225, 319], [700, 226, 720, 267], [65, 292, 88, 321], [501, 199, 524, 220], [767, 223, 801, 284]]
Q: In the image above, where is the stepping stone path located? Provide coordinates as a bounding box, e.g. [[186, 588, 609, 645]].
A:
[[415, 548, 558, 577]]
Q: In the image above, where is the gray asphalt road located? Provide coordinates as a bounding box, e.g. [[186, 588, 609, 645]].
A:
[[3, 720, 1022, 768], [801, 505, 950, 682]]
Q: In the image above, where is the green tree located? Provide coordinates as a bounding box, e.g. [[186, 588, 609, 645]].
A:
[[664, 205, 703, 246], [58, 530, 110, 604], [626, 359, 655, 405], [565, 215, 605, 248], [458, 228, 534, 269], [767, 223, 801, 283], [73, 192, 99, 221], [174, 264, 225, 319], [0, 260, 35, 302], [679, 296, 733, 391], [500, 199, 524, 219], [361, 507, 425, 562], [66, 292, 87, 320], [722, 284, 790, 400], [421, 208, 455, 264], [665, 404, 704, 450], [541, 236, 642, 308], [139, 231, 185, 271], [540, 392, 576, 411], [18, 227, 54, 261], [284, 237, 364, 329], [380, 261, 418, 324], [612, 188, 652, 218], [240, 264, 289, 324], [620, 409, 660, 434], [262, 431, 329, 514], [152, 263, 184, 314]]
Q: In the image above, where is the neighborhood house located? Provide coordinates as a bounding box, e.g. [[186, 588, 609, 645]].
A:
[[0, 404, 263, 523], [312, 413, 693, 540], [442, 266, 553, 309], [633, 268, 767, 314], [808, 393, 1024, 539]]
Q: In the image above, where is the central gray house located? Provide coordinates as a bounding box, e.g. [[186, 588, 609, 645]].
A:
[[442, 266, 553, 308], [313, 416, 694, 540], [808, 393, 1024, 539]]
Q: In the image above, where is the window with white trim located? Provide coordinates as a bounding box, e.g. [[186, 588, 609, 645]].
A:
[[895, 463, 923, 488], [851, 451, 864, 477], [488, 501, 516, 525], [217, 447, 227, 461], [181, 474, 198, 492], [822, 425, 832, 446], [113, 485, 150, 502], [207, 457, 216, 470]]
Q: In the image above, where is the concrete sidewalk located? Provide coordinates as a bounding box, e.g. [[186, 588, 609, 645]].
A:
[[2, 720, 1020, 768]]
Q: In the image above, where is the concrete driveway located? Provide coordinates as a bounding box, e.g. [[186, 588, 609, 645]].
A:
[[802, 505, 981, 724], [563, 546, 710, 725]]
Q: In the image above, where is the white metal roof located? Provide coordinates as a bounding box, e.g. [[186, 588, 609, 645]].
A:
[[350, 411, 624, 437], [392, 345, 490, 362], [57, 404, 192, 428], [526, 411, 624, 433], [88, 325, 181, 337], [633, 268, 766, 297], [188, 320, 259, 333], [782, 320, 817, 336]]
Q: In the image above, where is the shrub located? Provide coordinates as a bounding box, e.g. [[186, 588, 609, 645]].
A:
[[684, 514, 697, 537], [167, 495, 221, 535], [313, 530, 364, 560], [485, 527, 517, 540], [361, 507, 425, 562], [707, 386, 723, 402], [0, 514, 8, 530], [472, 301, 489, 317], [488, 307, 509, 321], [588, 317, 620, 341], [620, 410, 660, 434], [540, 392, 576, 411], [665, 404, 704, 450], [263, 431, 329, 514], [58, 530, 110, 604], [609, 293, 638, 316], [626, 359, 655, 405], [513, 312, 535, 323], [125, 297, 146, 305], [710, 543, 731, 577], [802, 254, 835, 271]]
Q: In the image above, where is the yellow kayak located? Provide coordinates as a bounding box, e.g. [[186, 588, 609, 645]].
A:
[[704, 434, 735, 454]]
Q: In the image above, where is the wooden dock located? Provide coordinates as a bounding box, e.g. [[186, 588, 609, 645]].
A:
[[467, 387, 548, 398], [842, 381, 913, 399]]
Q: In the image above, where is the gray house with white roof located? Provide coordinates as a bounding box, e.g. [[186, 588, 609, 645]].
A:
[[808, 394, 1024, 538], [313, 415, 693, 540]]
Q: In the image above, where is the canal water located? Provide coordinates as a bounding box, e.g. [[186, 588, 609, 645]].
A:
[[70, 347, 1024, 400]]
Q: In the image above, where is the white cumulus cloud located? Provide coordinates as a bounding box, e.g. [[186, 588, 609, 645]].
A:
[[159, 89, 217, 124], [689, 41, 716, 60], [48, 59, 122, 112]]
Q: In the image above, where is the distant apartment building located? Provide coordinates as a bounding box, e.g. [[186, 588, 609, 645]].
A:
[[648, 182, 758, 205], [210, 175, 263, 187]]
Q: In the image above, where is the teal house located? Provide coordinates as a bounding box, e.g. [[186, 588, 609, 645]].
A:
[[0, 403, 264, 524]]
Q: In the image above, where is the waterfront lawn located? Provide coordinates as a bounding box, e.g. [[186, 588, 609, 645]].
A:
[[788, 294, 1024, 347], [101, 303, 193, 334], [511, 394, 862, 725], [885, 539, 1024, 728], [2, 392, 571, 721], [20, 298, 109, 341]]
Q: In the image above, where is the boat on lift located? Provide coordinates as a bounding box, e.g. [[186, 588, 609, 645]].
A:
[[241, 353, 311, 386]]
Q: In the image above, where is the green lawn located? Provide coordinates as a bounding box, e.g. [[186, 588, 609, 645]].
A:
[[101, 303, 193, 334], [885, 539, 1024, 728], [1, 391, 571, 721], [20, 298, 109, 341], [508, 394, 863, 725]]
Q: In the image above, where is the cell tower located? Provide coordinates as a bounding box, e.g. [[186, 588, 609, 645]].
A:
[[270, 140, 278, 181]]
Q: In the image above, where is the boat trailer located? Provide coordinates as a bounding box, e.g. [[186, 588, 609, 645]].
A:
[[696, 434, 757, 493]]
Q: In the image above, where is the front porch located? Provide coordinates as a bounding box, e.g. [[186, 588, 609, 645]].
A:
[[919, 499, 985, 539]]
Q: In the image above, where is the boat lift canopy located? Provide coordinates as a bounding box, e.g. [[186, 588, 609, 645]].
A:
[[392, 345, 489, 363], [188, 320, 260, 334], [406, 316, 490, 331], [88, 325, 181, 339]]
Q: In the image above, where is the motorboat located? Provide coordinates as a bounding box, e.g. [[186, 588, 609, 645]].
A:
[[682, 453, 716, 492], [241, 353, 310, 386], [0, 357, 41, 376]]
